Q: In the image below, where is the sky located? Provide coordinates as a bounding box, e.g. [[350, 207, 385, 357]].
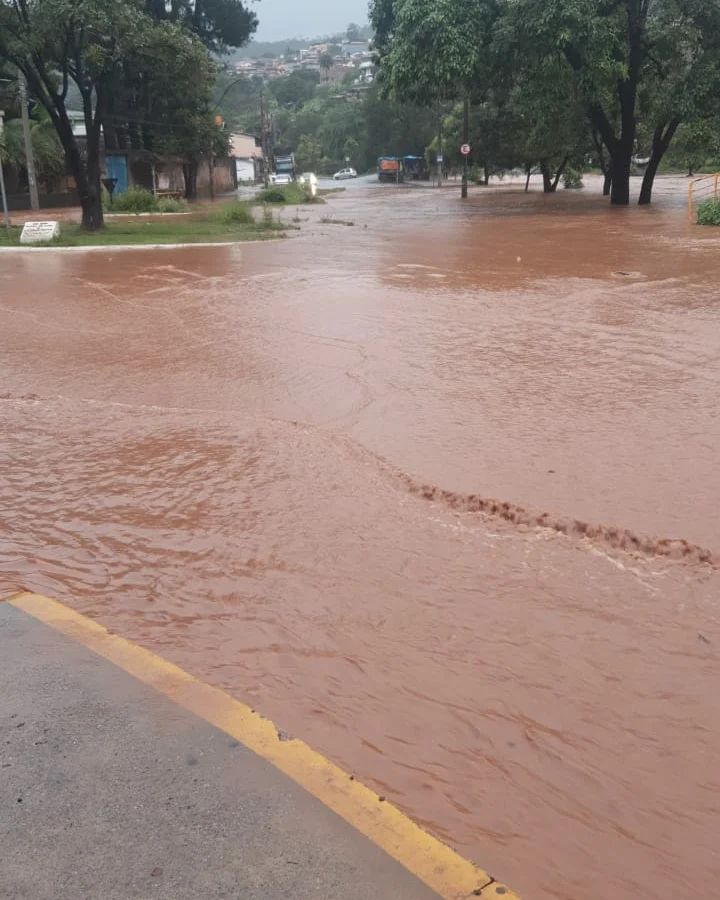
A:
[[251, 0, 370, 41]]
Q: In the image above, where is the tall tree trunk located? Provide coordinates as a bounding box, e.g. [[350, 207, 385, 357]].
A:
[[551, 155, 569, 192], [592, 128, 612, 195], [81, 158, 104, 230], [541, 160, 566, 193], [524, 164, 532, 192], [483, 163, 489, 186], [609, 149, 632, 205], [540, 162, 552, 193], [638, 118, 681, 206], [63, 137, 104, 230], [183, 159, 198, 199]]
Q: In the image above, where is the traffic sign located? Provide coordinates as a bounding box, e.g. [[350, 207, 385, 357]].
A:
[[460, 143, 471, 156], [437, 154, 444, 163]]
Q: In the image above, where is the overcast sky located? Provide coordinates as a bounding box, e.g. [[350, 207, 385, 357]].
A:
[[252, 0, 370, 41]]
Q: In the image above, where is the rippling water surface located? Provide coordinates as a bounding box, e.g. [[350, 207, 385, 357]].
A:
[[2, 181, 719, 899]]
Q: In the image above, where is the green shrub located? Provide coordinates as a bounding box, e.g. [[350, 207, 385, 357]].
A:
[[157, 197, 188, 213], [220, 201, 254, 224], [563, 167, 584, 190], [257, 187, 289, 203], [697, 198, 720, 225], [256, 183, 311, 204], [108, 187, 159, 213]]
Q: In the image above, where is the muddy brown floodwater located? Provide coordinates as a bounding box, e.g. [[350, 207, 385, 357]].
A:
[[1, 178, 719, 899]]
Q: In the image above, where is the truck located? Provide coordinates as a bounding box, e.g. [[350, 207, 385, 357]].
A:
[[402, 156, 428, 181], [272, 153, 296, 184], [377, 157, 404, 183]]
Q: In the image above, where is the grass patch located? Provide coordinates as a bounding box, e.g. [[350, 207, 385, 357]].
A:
[[216, 201, 255, 225], [320, 216, 355, 227], [0, 208, 285, 248], [157, 197, 188, 213], [697, 197, 720, 226]]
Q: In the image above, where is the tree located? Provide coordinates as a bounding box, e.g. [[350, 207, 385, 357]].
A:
[[507, 0, 720, 205], [295, 134, 322, 172], [371, 0, 496, 106], [0, 0, 161, 229], [319, 53, 334, 83], [0, 105, 65, 189], [128, 24, 222, 200], [664, 119, 720, 176], [346, 22, 363, 42], [144, 0, 257, 52], [0, 0, 257, 230], [272, 70, 320, 109]]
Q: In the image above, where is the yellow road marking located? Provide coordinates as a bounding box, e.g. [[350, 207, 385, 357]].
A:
[[7, 592, 519, 900]]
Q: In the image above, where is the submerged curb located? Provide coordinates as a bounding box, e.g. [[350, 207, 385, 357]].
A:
[[0, 238, 284, 253], [5, 591, 520, 900]]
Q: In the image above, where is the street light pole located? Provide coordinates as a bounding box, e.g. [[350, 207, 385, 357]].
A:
[[18, 70, 40, 212], [0, 110, 11, 232]]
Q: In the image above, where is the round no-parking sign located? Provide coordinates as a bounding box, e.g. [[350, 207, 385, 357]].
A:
[[460, 143, 471, 156]]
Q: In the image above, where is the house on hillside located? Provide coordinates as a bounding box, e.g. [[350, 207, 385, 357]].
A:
[[341, 41, 371, 57]]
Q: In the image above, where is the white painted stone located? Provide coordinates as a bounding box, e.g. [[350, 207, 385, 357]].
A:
[[20, 221, 60, 244]]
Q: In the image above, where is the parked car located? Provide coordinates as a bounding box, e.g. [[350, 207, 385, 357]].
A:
[[271, 173, 293, 186], [333, 167, 357, 180]]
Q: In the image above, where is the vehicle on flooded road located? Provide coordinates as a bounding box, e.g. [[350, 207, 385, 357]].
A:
[[377, 156, 403, 182], [333, 167, 357, 180]]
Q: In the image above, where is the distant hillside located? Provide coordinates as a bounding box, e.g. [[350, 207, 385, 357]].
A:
[[227, 25, 372, 60]]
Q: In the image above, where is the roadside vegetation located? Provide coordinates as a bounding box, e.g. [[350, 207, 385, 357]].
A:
[[0, 0, 257, 231], [4, 3, 720, 236], [697, 198, 720, 226], [255, 184, 323, 204], [0, 200, 285, 247], [105, 188, 189, 215], [369, 0, 720, 207]]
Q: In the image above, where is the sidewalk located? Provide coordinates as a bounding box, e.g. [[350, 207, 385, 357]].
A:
[[0, 600, 442, 900]]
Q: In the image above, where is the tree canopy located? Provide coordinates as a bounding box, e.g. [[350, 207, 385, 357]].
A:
[[371, 0, 720, 205], [0, 0, 255, 228]]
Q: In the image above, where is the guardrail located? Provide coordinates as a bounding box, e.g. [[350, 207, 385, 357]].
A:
[[688, 173, 720, 221]]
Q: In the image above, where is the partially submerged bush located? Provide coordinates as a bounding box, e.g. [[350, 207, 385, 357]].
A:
[[257, 187, 289, 203], [697, 197, 720, 226], [563, 167, 584, 190]]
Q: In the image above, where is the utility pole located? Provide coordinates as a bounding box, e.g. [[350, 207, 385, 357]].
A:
[[260, 90, 270, 187], [0, 110, 11, 232], [461, 94, 469, 199], [18, 70, 39, 212], [437, 116, 443, 188], [209, 133, 215, 201]]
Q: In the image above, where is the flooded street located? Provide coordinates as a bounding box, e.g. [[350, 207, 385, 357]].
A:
[[1, 180, 719, 899]]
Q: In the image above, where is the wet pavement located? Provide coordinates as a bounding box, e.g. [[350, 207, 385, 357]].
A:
[[0, 599, 442, 900], [1, 176, 719, 899]]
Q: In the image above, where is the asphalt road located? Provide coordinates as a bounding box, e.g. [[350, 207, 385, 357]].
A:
[[0, 600, 441, 900]]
